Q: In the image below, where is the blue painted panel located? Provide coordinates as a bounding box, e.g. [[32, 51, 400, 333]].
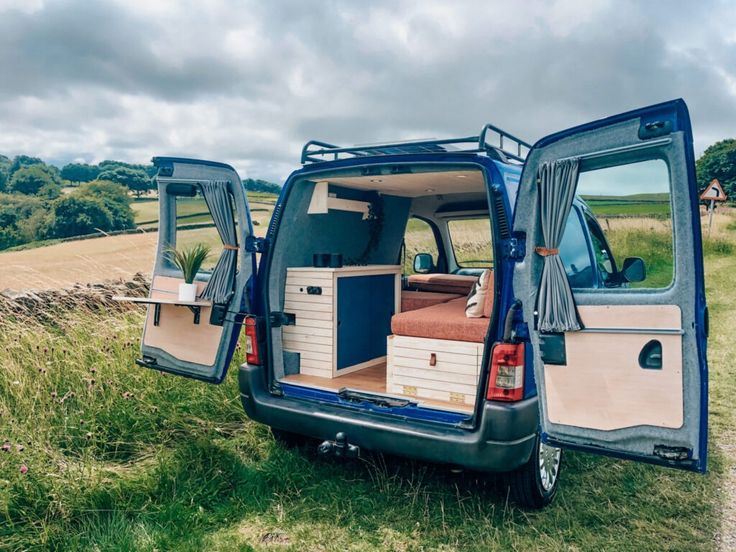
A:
[[336, 274, 395, 370], [279, 383, 469, 425]]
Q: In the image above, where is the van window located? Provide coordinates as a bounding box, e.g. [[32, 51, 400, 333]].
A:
[[170, 190, 222, 272], [559, 209, 595, 288], [447, 218, 493, 268], [404, 217, 439, 274], [575, 159, 673, 289]]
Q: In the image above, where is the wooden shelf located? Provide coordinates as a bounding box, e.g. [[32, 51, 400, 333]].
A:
[[113, 295, 212, 325]]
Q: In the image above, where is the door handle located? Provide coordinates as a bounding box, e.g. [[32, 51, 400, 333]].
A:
[[638, 339, 663, 369]]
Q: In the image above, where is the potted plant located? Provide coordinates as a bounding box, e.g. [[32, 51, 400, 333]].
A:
[[166, 243, 211, 302]]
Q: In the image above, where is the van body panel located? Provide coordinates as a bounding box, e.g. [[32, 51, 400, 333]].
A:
[[511, 99, 708, 472], [238, 364, 538, 472]]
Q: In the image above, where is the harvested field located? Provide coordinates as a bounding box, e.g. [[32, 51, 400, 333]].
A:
[[0, 228, 222, 291]]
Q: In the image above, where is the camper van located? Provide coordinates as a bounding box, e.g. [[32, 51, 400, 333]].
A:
[[123, 99, 708, 508]]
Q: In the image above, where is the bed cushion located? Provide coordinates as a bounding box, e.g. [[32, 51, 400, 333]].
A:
[[401, 290, 463, 312], [391, 297, 490, 343], [407, 273, 478, 295]]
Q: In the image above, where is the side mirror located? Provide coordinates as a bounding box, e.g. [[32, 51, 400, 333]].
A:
[[413, 253, 434, 274], [621, 257, 646, 283]]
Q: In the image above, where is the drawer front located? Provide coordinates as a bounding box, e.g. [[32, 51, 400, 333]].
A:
[[391, 335, 483, 357], [387, 335, 482, 407], [387, 382, 476, 408]]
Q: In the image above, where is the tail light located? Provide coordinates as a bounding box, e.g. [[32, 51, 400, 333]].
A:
[[487, 342, 525, 402], [243, 316, 262, 365]]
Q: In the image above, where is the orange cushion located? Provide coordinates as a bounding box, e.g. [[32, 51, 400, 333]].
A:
[[401, 291, 463, 312], [391, 297, 490, 343], [407, 274, 478, 295]]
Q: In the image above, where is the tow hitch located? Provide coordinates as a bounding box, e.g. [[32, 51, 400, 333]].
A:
[[318, 432, 360, 459]]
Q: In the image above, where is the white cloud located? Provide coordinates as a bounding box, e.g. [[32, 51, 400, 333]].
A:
[[0, 0, 734, 182]]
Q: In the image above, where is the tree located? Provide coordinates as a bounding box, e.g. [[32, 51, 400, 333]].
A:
[[60, 163, 100, 183], [99, 160, 156, 178], [9, 155, 44, 176], [696, 139, 736, 202], [47, 195, 113, 238], [0, 192, 48, 248], [7, 166, 60, 197], [243, 178, 281, 194], [97, 166, 151, 197], [0, 154, 10, 192], [76, 180, 135, 230]]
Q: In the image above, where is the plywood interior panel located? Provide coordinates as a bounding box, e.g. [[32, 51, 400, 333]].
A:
[[142, 275, 224, 366], [324, 170, 485, 198], [544, 304, 684, 431]]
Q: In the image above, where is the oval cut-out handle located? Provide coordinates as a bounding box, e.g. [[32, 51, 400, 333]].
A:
[[639, 340, 662, 369]]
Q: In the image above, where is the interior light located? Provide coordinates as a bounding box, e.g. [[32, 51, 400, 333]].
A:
[[425, 188, 435, 192], [456, 174, 468, 178], [370, 178, 383, 183]]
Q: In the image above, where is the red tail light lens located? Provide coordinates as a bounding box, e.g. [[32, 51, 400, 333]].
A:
[[487, 342, 525, 402], [244, 316, 261, 365]]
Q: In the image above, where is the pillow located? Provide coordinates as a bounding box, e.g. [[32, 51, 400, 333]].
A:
[[465, 269, 491, 318]]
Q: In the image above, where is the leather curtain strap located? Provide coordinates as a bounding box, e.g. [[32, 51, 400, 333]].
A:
[[223, 244, 239, 251], [535, 246, 559, 256]]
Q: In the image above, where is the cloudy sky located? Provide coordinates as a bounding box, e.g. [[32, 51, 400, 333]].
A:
[[0, 0, 734, 183]]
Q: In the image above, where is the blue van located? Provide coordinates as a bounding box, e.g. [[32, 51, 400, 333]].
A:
[[128, 99, 708, 508]]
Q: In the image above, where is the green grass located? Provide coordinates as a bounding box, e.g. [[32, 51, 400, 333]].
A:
[[132, 192, 277, 226], [587, 201, 672, 218], [582, 193, 672, 218], [1, 223, 734, 550]]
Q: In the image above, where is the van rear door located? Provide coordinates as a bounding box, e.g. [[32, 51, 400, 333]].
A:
[[512, 99, 708, 471], [134, 157, 256, 383]]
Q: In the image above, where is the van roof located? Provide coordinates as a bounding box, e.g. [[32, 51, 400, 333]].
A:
[[300, 123, 532, 166]]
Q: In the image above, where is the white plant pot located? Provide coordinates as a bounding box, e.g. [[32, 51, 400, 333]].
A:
[[178, 283, 197, 302]]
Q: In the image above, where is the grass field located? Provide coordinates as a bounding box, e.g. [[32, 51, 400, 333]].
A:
[[0, 200, 276, 290], [0, 221, 734, 550], [0, 212, 734, 550], [582, 193, 672, 218], [132, 193, 277, 226]]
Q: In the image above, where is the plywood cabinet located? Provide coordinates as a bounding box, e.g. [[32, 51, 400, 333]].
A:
[[282, 265, 401, 378], [387, 335, 484, 408]]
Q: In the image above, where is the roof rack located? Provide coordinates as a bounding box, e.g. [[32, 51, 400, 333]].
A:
[[300, 123, 532, 165]]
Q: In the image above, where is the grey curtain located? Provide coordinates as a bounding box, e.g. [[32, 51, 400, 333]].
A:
[[536, 158, 583, 333], [201, 180, 238, 304]]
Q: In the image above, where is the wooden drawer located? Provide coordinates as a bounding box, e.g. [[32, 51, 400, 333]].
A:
[[387, 335, 484, 408]]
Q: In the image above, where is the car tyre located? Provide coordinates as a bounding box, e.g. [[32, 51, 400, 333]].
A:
[[506, 434, 562, 509]]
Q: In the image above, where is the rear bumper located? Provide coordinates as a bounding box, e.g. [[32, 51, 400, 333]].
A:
[[238, 364, 539, 472]]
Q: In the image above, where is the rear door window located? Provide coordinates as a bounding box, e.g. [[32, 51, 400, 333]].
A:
[[171, 190, 222, 272]]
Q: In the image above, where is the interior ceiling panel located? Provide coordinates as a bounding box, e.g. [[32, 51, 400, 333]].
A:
[[321, 170, 485, 197]]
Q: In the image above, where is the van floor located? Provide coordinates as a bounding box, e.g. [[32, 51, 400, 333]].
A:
[[279, 363, 475, 414]]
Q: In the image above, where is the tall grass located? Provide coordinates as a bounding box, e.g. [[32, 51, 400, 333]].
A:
[[0, 287, 725, 550], [2, 214, 734, 549]]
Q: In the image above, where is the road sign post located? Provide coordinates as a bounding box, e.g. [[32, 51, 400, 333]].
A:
[[699, 179, 727, 236]]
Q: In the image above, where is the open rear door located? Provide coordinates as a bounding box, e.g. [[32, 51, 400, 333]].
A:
[[512, 99, 708, 471], [136, 157, 256, 383]]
